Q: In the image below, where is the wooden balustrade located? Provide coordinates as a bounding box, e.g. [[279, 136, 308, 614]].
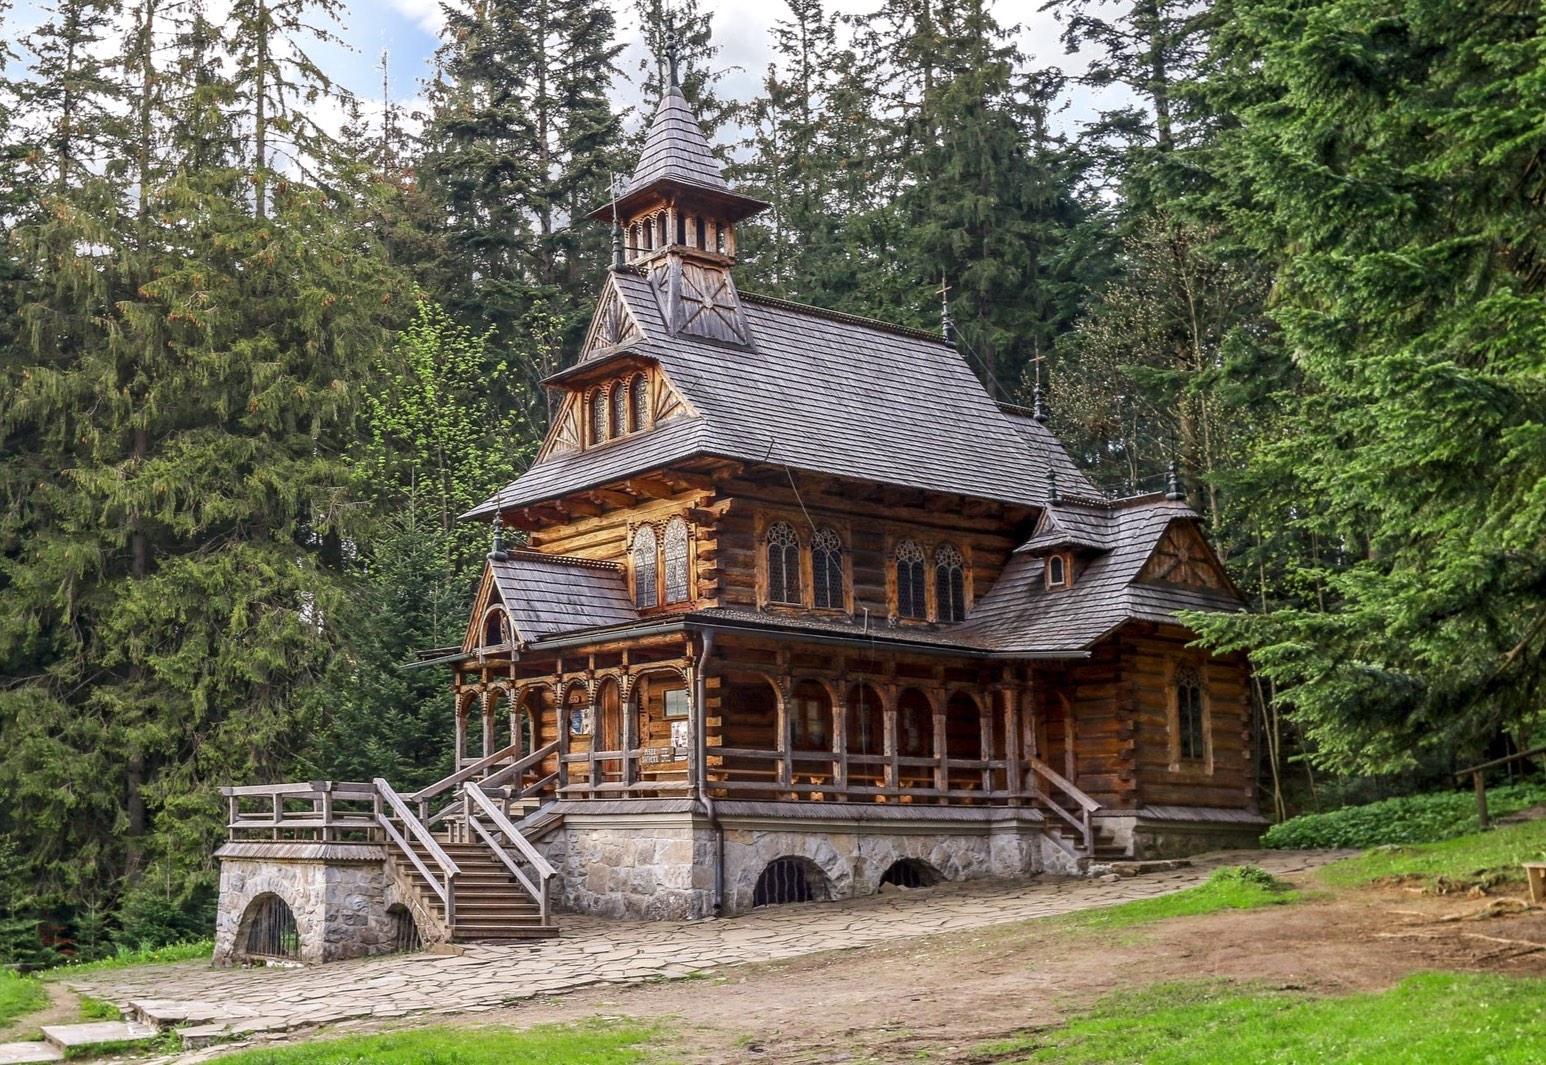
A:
[[223, 781, 380, 843]]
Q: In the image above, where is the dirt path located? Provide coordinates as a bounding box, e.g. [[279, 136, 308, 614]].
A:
[[0, 981, 85, 1043], [399, 874, 1546, 1064]]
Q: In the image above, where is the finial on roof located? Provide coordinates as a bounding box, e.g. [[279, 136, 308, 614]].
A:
[[938, 277, 956, 346], [1165, 461, 1185, 501], [488, 514, 509, 561], [1032, 382, 1049, 424], [665, 22, 682, 88], [1046, 467, 1060, 505]]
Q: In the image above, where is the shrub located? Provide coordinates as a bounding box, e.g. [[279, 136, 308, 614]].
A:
[[1265, 783, 1546, 850]]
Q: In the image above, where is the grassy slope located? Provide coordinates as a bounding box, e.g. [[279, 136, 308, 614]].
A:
[[1320, 816, 1546, 888], [41, 940, 212, 979], [211, 1021, 654, 1064], [1046, 866, 1297, 934], [981, 972, 1546, 1064], [0, 971, 47, 1029]]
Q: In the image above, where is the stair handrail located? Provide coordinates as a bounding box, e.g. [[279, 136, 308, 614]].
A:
[[479, 740, 560, 794], [374, 777, 461, 927], [463, 780, 558, 927], [1026, 756, 1101, 857], [409, 740, 525, 806]]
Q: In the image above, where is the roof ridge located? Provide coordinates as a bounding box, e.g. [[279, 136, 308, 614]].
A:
[[506, 548, 624, 572], [740, 290, 953, 345]]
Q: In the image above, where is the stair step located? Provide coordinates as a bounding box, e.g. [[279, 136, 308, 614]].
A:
[[41, 1021, 159, 1054], [0, 1043, 64, 1063]]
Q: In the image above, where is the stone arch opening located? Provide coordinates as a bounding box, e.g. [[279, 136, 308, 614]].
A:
[[879, 858, 943, 890], [239, 893, 300, 961], [387, 904, 422, 953], [752, 856, 831, 907]]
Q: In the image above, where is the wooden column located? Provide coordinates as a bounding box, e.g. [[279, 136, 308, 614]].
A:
[[622, 672, 637, 794], [883, 685, 898, 797], [453, 697, 467, 772], [482, 694, 496, 760], [555, 661, 570, 794], [980, 695, 995, 797], [933, 695, 948, 799], [777, 680, 793, 795], [1005, 671, 1024, 805], [832, 680, 848, 796]]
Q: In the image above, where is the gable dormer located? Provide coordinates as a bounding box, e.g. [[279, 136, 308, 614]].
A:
[[1138, 520, 1233, 592], [536, 348, 694, 462]]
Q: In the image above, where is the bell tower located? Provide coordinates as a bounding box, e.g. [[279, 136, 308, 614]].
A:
[[590, 47, 767, 346]]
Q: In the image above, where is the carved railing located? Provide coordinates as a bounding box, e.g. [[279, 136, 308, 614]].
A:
[[409, 740, 561, 837], [1026, 756, 1101, 856], [374, 777, 461, 928], [463, 781, 558, 927]]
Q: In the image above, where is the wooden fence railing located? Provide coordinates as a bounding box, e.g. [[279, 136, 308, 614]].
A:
[[224, 781, 379, 842], [1456, 744, 1546, 830]]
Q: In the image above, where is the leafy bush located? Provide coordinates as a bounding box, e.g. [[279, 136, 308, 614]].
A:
[[1265, 783, 1546, 849]]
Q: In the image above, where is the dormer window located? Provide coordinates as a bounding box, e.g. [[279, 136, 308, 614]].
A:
[[589, 389, 607, 446], [581, 372, 653, 448], [1046, 553, 1070, 589], [609, 381, 627, 438], [629, 375, 648, 431]]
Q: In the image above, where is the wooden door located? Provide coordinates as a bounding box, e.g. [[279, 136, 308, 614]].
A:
[[598, 678, 622, 782]]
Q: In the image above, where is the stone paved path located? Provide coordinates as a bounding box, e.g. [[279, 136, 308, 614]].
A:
[[67, 850, 1335, 1046]]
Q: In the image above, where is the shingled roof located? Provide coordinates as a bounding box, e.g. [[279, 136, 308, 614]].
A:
[[487, 552, 637, 644], [467, 276, 1098, 518], [625, 85, 729, 196], [957, 496, 1243, 653]]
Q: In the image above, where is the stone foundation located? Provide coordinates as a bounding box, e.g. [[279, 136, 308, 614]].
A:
[[537, 800, 1054, 918], [213, 843, 420, 966], [1094, 807, 1267, 861]]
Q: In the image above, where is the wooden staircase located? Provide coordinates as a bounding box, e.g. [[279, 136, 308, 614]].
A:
[[397, 836, 559, 942], [1025, 756, 1127, 867]]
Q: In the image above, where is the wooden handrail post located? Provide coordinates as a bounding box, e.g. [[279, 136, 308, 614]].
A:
[[1474, 771, 1490, 830]]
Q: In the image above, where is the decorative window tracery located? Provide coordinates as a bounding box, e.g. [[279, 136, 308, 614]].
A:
[[935, 543, 966, 623], [632, 525, 658, 608], [895, 540, 926, 619], [812, 527, 844, 610], [629, 374, 648, 432], [766, 521, 801, 605], [663, 517, 690, 604], [589, 389, 606, 445], [1175, 665, 1206, 762]]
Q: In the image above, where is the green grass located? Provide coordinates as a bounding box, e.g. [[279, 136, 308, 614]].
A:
[[979, 972, 1546, 1063], [212, 1020, 655, 1064], [1265, 782, 1546, 849], [1320, 816, 1546, 889], [1046, 866, 1296, 935], [76, 996, 120, 1020], [42, 939, 212, 978], [0, 969, 48, 1029]]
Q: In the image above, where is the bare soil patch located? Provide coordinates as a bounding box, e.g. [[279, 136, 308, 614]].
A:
[[447, 872, 1546, 1064]]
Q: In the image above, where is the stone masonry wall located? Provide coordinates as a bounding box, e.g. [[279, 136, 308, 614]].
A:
[[214, 845, 405, 966], [538, 815, 715, 920]]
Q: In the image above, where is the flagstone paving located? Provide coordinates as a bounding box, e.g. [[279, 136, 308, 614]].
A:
[[64, 850, 1335, 1047]]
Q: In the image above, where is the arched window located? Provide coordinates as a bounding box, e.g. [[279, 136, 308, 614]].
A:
[[791, 680, 831, 752], [663, 517, 690, 604], [846, 684, 884, 758], [589, 389, 607, 445], [897, 689, 933, 757], [766, 521, 801, 605], [610, 380, 627, 439], [935, 543, 966, 622], [632, 525, 658, 608], [812, 527, 844, 610], [895, 540, 926, 619], [629, 374, 649, 432], [1175, 665, 1206, 761], [643, 218, 654, 250], [1047, 554, 1068, 588]]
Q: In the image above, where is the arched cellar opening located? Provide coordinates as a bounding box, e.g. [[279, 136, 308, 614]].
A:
[[387, 904, 422, 953], [753, 856, 831, 907], [240, 893, 300, 961], [879, 858, 943, 890]]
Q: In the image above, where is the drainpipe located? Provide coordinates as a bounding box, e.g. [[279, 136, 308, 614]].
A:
[[693, 629, 725, 915]]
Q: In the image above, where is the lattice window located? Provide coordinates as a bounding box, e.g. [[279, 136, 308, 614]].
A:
[[632, 524, 658, 608], [1175, 665, 1206, 761], [895, 539, 926, 619], [663, 517, 690, 604], [610, 380, 627, 439], [812, 527, 844, 610], [589, 389, 607, 445], [935, 543, 966, 622], [766, 521, 801, 605], [629, 374, 649, 432]]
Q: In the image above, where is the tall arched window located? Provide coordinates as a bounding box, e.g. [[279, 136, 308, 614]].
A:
[[663, 517, 690, 604], [812, 527, 844, 610], [895, 540, 926, 619], [935, 543, 966, 623], [610, 380, 627, 438], [766, 521, 801, 605], [1175, 665, 1206, 761], [589, 389, 607, 445], [632, 525, 658, 608], [629, 374, 649, 432]]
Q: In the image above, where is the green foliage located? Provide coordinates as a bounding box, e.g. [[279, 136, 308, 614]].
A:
[[42, 940, 211, 978], [76, 997, 120, 1020], [0, 970, 46, 1029], [1320, 816, 1546, 890], [213, 1020, 654, 1064], [980, 972, 1546, 1064], [1048, 866, 1294, 934], [1265, 783, 1546, 850]]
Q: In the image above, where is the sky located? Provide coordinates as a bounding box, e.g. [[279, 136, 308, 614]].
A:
[[324, 0, 1120, 136]]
